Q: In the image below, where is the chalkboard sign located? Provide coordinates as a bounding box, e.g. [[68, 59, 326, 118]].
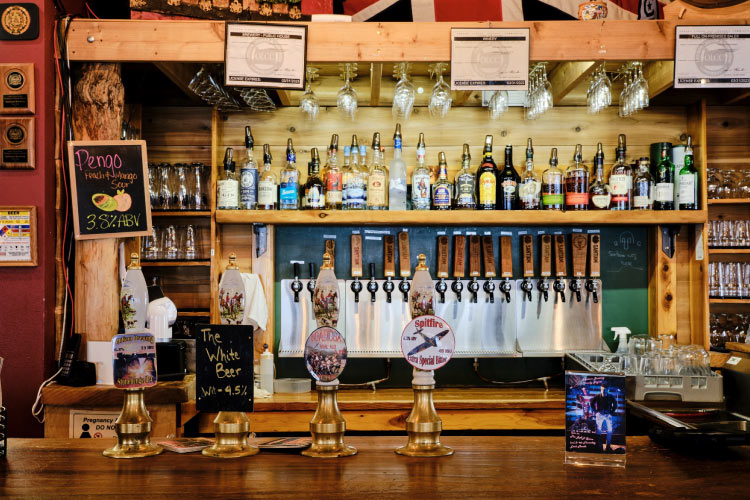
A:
[[196, 324, 254, 412], [67, 140, 152, 240]]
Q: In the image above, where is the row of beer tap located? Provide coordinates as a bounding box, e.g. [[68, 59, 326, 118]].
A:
[[289, 230, 602, 306]]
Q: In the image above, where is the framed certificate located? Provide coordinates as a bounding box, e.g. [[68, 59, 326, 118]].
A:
[[674, 25, 750, 89], [224, 22, 307, 90], [450, 28, 530, 91]]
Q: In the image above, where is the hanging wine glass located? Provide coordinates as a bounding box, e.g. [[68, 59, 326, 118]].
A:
[[392, 62, 416, 120], [488, 90, 509, 119], [428, 62, 452, 119], [299, 66, 320, 121], [337, 63, 358, 121]]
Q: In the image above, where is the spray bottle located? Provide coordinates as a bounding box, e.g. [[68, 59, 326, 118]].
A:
[[610, 327, 631, 354]]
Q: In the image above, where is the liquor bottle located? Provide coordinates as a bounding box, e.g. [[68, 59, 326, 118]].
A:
[[519, 138, 541, 210], [679, 135, 699, 210], [324, 134, 342, 210], [389, 124, 407, 210], [588, 143, 611, 210], [341, 145, 351, 209], [633, 157, 653, 210], [304, 148, 325, 210], [454, 143, 476, 210], [564, 144, 589, 211], [240, 126, 258, 210], [498, 145, 521, 210], [279, 138, 300, 210], [257, 144, 277, 210], [120, 253, 148, 332], [654, 142, 675, 210], [218, 253, 245, 325], [609, 134, 632, 210], [432, 152, 452, 211], [367, 133, 388, 210], [412, 132, 431, 210], [542, 148, 563, 210], [354, 144, 369, 210], [476, 135, 497, 210], [217, 147, 239, 210]]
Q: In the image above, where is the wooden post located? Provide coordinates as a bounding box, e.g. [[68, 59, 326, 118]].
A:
[[72, 63, 124, 343], [648, 227, 678, 337]]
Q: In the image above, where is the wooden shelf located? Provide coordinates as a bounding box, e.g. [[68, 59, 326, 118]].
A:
[[708, 248, 750, 254], [152, 211, 211, 217], [177, 310, 210, 317], [709, 298, 750, 304], [216, 209, 707, 226], [708, 199, 750, 205], [141, 260, 211, 267]]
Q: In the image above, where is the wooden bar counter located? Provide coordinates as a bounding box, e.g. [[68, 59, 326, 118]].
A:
[[2, 437, 748, 499]]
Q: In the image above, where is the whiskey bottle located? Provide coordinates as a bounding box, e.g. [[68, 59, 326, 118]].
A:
[[324, 134, 343, 210], [633, 157, 653, 210], [240, 126, 258, 210], [519, 138, 541, 210], [542, 148, 563, 210], [217, 147, 239, 210], [476, 135, 497, 210], [367, 133, 388, 210], [304, 148, 325, 210], [609, 134, 632, 210], [498, 145, 520, 210], [257, 144, 277, 210], [454, 143, 476, 210], [411, 132, 431, 210], [279, 138, 300, 210], [679, 136, 699, 210], [389, 123, 407, 210], [432, 152, 452, 211], [654, 142, 675, 210], [564, 144, 589, 211], [588, 143, 610, 210]]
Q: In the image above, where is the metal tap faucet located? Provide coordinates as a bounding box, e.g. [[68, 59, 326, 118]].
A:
[[291, 263, 303, 303], [436, 277, 448, 304], [306, 263, 316, 300], [537, 278, 549, 302], [585, 278, 599, 303], [499, 278, 512, 303], [570, 278, 583, 302], [452, 277, 464, 302], [468, 277, 479, 303], [520, 277, 533, 302], [383, 276, 395, 303], [553, 277, 566, 303], [366, 263, 378, 303], [399, 276, 410, 302], [483, 278, 495, 303], [351, 276, 363, 303]]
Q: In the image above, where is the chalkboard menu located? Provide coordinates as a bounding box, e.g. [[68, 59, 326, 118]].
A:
[[67, 140, 152, 240], [196, 324, 254, 412]]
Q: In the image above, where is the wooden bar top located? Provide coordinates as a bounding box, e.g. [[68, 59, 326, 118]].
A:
[[3, 437, 749, 499]]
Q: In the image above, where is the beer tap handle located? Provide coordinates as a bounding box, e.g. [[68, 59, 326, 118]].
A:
[[291, 262, 303, 302], [366, 262, 378, 303]]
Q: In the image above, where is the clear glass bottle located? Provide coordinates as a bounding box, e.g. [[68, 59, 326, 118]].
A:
[[217, 147, 239, 210], [476, 135, 497, 210], [542, 148, 563, 210], [454, 143, 476, 210], [519, 138, 541, 210], [257, 144, 277, 210], [654, 142, 675, 210], [346, 139, 367, 210], [389, 123, 407, 210], [240, 125, 258, 210], [312, 252, 339, 328], [498, 145, 521, 210], [412, 132, 431, 210], [409, 254, 435, 319], [304, 148, 325, 210], [633, 157, 653, 210], [679, 135, 699, 210], [120, 252, 148, 332], [357, 144, 369, 208], [279, 138, 300, 210], [218, 253, 245, 325], [324, 134, 343, 210], [609, 134, 632, 210], [564, 144, 589, 211], [367, 133, 388, 210], [341, 144, 352, 210], [432, 152, 452, 210], [588, 143, 611, 210]]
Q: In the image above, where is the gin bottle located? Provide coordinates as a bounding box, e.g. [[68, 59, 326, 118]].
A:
[[217, 148, 239, 210], [345, 137, 367, 210], [239, 125, 258, 209], [120, 253, 149, 332], [257, 144, 277, 210], [324, 134, 343, 210], [367, 133, 388, 210], [389, 124, 407, 210], [341, 145, 351, 209], [304, 148, 324, 210], [411, 132, 431, 210]]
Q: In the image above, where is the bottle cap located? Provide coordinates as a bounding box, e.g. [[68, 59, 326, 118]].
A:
[[462, 143, 471, 162], [227, 253, 239, 270], [438, 151, 446, 164], [550, 148, 558, 166], [394, 123, 402, 139], [127, 252, 141, 270], [372, 132, 381, 149], [417, 132, 425, 149], [329, 134, 339, 152], [263, 144, 272, 163], [245, 126, 254, 149], [351, 134, 358, 149], [223, 147, 234, 169], [574, 144, 583, 162], [686, 135, 693, 154], [416, 253, 428, 271], [485, 135, 493, 147]]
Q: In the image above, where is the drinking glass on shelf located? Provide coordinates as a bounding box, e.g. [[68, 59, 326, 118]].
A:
[[191, 162, 208, 211], [738, 171, 750, 198], [148, 163, 161, 210], [142, 225, 160, 260], [337, 63, 358, 121], [158, 163, 173, 210], [709, 262, 720, 297], [300, 67, 320, 121], [718, 220, 733, 247], [183, 224, 199, 260], [722, 261, 740, 298], [488, 90, 509, 119], [659, 333, 676, 350], [734, 220, 749, 247], [428, 63, 452, 119], [718, 169, 738, 199], [163, 224, 179, 260], [173, 163, 191, 211], [706, 168, 722, 199], [742, 262, 750, 299], [646, 337, 663, 353], [707, 220, 717, 247], [392, 62, 415, 121]]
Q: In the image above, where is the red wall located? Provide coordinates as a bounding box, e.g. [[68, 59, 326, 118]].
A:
[[0, 0, 57, 437]]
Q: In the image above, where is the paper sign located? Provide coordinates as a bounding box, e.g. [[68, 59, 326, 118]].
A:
[[450, 28, 529, 91], [225, 22, 307, 90], [675, 25, 750, 88], [401, 315, 455, 371], [112, 333, 157, 389], [69, 410, 120, 439], [305, 327, 347, 382], [0, 208, 33, 263]]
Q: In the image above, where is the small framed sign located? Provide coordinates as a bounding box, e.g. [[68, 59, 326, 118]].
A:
[[224, 22, 307, 90], [0, 205, 36, 266], [674, 25, 750, 89], [450, 28, 530, 91]]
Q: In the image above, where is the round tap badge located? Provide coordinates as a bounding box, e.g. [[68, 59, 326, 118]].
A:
[[401, 315, 455, 371], [1, 5, 31, 36], [304, 326, 347, 383]]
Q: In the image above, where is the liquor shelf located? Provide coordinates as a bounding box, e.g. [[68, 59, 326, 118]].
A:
[[708, 249, 750, 254], [151, 211, 212, 217], [216, 209, 707, 226], [709, 299, 750, 304], [707, 199, 750, 205]]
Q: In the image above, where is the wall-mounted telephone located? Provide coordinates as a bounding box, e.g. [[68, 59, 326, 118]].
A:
[[57, 334, 95, 387]]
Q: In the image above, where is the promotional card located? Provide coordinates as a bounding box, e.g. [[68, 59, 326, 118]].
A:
[[112, 333, 157, 389]]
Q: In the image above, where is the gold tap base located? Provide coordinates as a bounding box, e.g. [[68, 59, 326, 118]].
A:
[[395, 383, 453, 457], [301, 383, 357, 459], [103, 388, 163, 459], [202, 411, 259, 458]]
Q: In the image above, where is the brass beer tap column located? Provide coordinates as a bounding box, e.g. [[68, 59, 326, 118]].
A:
[[201, 410, 259, 458], [103, 388, 164, 458], [301, 380, 357, 458]]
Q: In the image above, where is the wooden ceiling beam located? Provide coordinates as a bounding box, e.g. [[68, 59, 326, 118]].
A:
[[549, 61, 597, 103], [152, 62, 203, 104]]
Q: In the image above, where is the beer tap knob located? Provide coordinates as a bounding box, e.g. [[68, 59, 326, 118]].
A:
[[291, 263, 303, 303], [399, 276, 410, 302], [436, 277, 448, 304], [366, 263, 378, 303], [383, 277, 395, 303], [537, 278, 549, 302], [585, 278, 599, 303], [451, 277, 463, 302], [500, 278, 512, 303], [468, 277, 479, 303], [570, 278, 583, 302], [351, 276, 363, 303], [521, 278, 533, 302], [483, 278, 495, 304], [553, 277, 566, 303], [307, 263, 316, 300]]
